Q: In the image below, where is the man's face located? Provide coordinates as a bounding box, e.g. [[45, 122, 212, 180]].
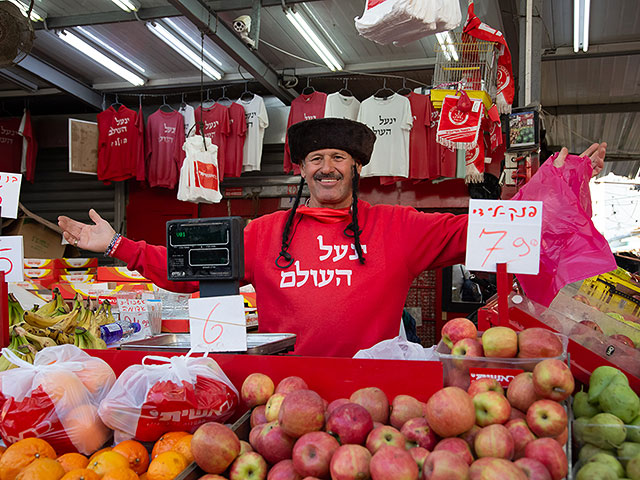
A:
[[300, 149, 362, 209]]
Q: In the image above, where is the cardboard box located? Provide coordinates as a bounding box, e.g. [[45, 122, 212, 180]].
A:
[[3, 218, 65, 259], [54, 258, 99, 269], [23, 268, 58, 288], [98, 266, 149, 282], [59, 274, 96, 283], [23, 258, 55, 269], [55, 268, 97, 276]]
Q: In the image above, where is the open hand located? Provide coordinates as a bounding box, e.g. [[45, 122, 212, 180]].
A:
[[553, 142, 606, 177], [57, 209, 116, 253]]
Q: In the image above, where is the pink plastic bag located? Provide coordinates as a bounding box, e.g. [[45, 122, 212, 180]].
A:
[[513, 152, 616, 306]]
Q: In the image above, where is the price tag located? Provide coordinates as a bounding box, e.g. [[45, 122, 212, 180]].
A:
[[117, 298, 149, 331], [0, 236, 23, 282], [465, 199, 543, 274], [0, 173, 22, 219], [188, 295, 246, 352]]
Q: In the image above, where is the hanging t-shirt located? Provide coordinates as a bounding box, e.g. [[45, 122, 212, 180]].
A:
[[426, 97, 457, 178], [145, 109, 186, 189], [237, 95, 269, 173], [97, 105, 145, 183], [223, 102, 248, 178], [357, 93, 413, 178], [283, 91, 327, 175], [178, 104, 196, 138], [194, 104, 230, 181], [324, 92, 361, 120], [0, 117, 23, 175], [18, 110, 37, 183]]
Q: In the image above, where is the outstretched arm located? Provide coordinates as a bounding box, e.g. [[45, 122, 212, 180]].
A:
[[57, 209, 116, 253], [553, 142, 607, 176]]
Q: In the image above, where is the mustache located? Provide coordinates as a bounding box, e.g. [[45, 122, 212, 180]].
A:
[[313, 173, 343, 181]]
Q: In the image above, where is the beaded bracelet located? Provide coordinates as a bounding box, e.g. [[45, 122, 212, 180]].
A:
[[104, 233, 122, 257]]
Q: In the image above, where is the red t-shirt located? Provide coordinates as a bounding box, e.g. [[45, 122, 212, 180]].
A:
[[0, 117, 23, 174], [194, 105, 230, 181], [145, 109, 186, 189], [223, 103, 247, 178], [283, 92, 327, 174], [97, 105, 145, 183], [19, 110, 37, 183]]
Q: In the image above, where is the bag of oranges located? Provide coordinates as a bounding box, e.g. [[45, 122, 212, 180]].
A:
[[98, 354, 239, 443], [0, 345, 116, 455]]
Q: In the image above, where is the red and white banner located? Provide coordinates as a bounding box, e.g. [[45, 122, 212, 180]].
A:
[[436, 95, 484, 150]]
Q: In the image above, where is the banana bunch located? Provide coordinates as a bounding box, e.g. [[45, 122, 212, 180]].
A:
[[23, 306, 81, 333], [94, 300, 116, 326], [74, 327, 107, 350], [8, 294, 24, 327], [11, 325, 57, 350], [0, 330, 36, 371], [20, 321, 75, 345], [32, 288, 69, 317]]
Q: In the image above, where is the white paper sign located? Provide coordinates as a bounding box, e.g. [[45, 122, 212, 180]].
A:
[[188, 295, 247, 352], [0, 173, 22, 219], [0, 236, 24, 282], [117, 298, 150, 332], [465, 199, 543, 274]]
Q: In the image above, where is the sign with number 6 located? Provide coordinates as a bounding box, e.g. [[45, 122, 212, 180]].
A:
[[188, 295, 246, 352]]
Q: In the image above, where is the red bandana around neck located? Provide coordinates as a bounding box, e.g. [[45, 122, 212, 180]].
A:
[[297, 205, 352, 223]]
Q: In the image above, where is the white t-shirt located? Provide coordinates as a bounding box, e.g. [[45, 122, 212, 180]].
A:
[[237, 95, 269, 172], [324, 92, 361, 120], [178, 104, 196, 137], [357, 93, 413, 177]]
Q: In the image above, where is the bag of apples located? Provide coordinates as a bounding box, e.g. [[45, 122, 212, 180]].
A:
[[98, 354, 239, 443], [0, 344, 116, 455]]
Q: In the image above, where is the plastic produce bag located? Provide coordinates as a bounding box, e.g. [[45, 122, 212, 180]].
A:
[[0, 345, 116, 455], [177, 135, 222, 204], [98, 354, 239, 443], [513, 153, 616, 306], [353, 336, 438, 361]]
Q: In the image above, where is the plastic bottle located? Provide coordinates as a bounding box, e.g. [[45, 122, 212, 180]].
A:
[[100, 321, 141, 344]]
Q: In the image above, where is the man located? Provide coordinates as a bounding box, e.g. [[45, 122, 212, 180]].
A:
[[58, 118, 606, 357]]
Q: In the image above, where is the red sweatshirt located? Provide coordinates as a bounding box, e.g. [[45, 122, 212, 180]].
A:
[[97, 105, 145, 183], [145, 110, 186, 189]]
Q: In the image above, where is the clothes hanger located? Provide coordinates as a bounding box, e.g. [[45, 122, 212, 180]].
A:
[[240, 81, 254, 101], [397, 77, 412, 96], [338, 78, 353, 97], [110, 93, 123, 109], [216, 86, 233, 106], [373, 78, 395, 99], [180, 93, 188, 109], [202, 89, 215, 108], [301, 77, 316, 95], [160, 95, 175, 112]]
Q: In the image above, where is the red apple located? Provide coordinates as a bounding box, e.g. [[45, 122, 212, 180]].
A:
[[425, 387, 476, 438], [400, 417, 437, 450], [192, 422, 241, 474], [265, 393, 287, 422], [408, 447, 429, 477], [326, 398, 350, 416], [291, 431, 339, 479], [366, 425, 407, 454], [514, 457, 552, 480], [267, 459, 302, 480], [505, 418, 536, 459], [572, 294, 591, 305], [239, 440, 253, 455], [474, 424, 514, 460], [242, 373, 275, 408], [526, 399, 567, 438], [369, 445, 419, 480], [423, 450, 469, 480], [610, 334, 635, 348], [469, 457, 528, 480], [468, 377, 504, 398], [228, 452, 267, 480], [254, 421, 295, 465], [554, 427, 568, 446], [532, 359, 574, 402], [442, 318, 477, 349], [473, 391, 511, 426], [349, 387, 390, 424], [509, 408, 527, 421], [578, 319, 603, 333], [482, 327, 518, 358], [451, 338, 484, 368], [523, 438, 567, 480], [458, 425, 481, 455], [329, 444, 371, 480], [251, 405, 268, 428], [507, 372, 539, 412], [445, 364, 472, 390], [249, 424, 266, 450], [278, 389, 325, 438], [434, 438, 473, 465], [390, 395, 426, 429], [326, 402, 373, 445], [199, 476, 227, 480], [517, 328, 563, 358], [276, 376, 308, 394]]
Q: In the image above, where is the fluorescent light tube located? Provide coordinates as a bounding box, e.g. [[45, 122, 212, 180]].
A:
[[57, 30, 145, 86], [164, 18, 223, 67], [573, 0, 580, 52], [445, 31, 458, 61], [583, 0, 590, 52], [76, 27, 146, 74], [110, 0, 139, 13], [7, 0, 46, 21], [435, 32, 451, 61], [147, 22, 222, 80], [285, 8, 343, 71]]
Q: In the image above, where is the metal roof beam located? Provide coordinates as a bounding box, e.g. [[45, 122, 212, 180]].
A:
[[544, 103, 640, 115], [16, 56, 103, 110], [168, 0, 296, 104], [542, 42, 640, 61], [0, 70, 39, 92]]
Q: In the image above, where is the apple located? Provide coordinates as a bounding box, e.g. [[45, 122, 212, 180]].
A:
[[329, 444, 371, 480], [242, 373, 275, 408], [553, 427, 568, 446], [422, 450, 469, 480], [507, 372, 539, 412], [276, 376, 308, 394], [446, 364, 473, 390], [267, 459, 302, 480], [433, 437, 473, 465], [459, 425, 481, 455], [469, 457, 528, 480], [228, 452, 268, 480], [251, 405, 268, 428], [442, 318, 477, 349], [482, 327, 518, 358], [249, 423, 267, 450], [390, 395, 426, 429], [400, 417, 437, 450], [350, 387, 390, 424], [523, 438, 567, 480], [578, 320, 603, 333], [265, 393, 287, 422], [425, 387, 476, 438], [254, 421, 296, 465], [474, 424, 514, 460], [326, 402, 373, 445], [572, 294, 591, 305], [610, 334, 635, 348], [278, 389, 325, 438], [240, 440, 253, 455], [192, 422, 241, 474], [532, 359, 574, 402], [366, 425, 407, 454], [291, 431, 339, 479], [451, 338, 484, 368], [526, 399, 567, 438], [468, 378, 504, 398], [473, 391, 511, 426], [199, 476, 227, 480], [369, 445, 419, 480], [505, 419, 536, 460], [517, 328, 563, 358], [509, 408, 527, 421], [326, 398, 350, 416], [513, 457, 552, 480], [408, 447, 429, 477]]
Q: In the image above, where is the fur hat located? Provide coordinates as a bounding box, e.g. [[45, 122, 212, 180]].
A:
[[287, 118, 376, 166]]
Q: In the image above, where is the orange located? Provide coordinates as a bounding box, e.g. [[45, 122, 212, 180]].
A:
[[138, 475, 146, 480], [88, 449, 112, 465], [64, 404, 110, 455], [170, 435, 193, 464], [87, 451, 130, 478], [0, 446, 6, 457], [0, 438, 57, 480], [60, 469, 100, 480], [57, 453, 89, 473], [38, 371, 88, 408], [101, 469, 138, 480], [74, 359, 115, 397], [150, 433, 188, 460], [15, 458, 65, 480], [112, 441, 149, 476], [146, 452, 188, 480]]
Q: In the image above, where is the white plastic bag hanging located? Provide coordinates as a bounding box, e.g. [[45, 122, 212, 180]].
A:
[[177, 135, 222, 204]]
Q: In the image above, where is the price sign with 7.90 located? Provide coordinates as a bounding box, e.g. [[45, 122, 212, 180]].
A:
[[465, 199, 543, 274]]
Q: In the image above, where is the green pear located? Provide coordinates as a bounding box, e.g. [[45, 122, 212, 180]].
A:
[[582, 413, 627, 449], [628, 453, 640, 480], [588, 453, 625, 477], [589, 366, 629, 404], [579, 443, 616, 462], [627, 415, 640, 443], [576, 462, 618, 480], [575, 389, 602, 418], [574, 416, 592, 444], [618, 442, 640, 468], [600, 383, 640, 424]]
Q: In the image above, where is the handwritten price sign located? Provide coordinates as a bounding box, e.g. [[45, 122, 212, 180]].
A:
[[465, 199, 543, 274], [0, 236, 24, 282], [188, 295, 246, 352], [117, 298, 149, 332], [0, 173, 22, 219]]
